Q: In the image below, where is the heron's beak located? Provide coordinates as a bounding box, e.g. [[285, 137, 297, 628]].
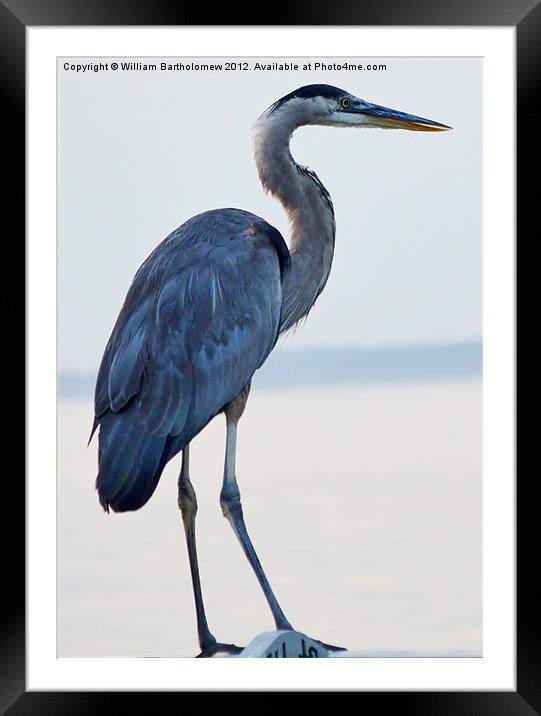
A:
[[358, 101, 451, 131]]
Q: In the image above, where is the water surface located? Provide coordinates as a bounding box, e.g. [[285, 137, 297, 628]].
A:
[[58, 379, 482, 657]]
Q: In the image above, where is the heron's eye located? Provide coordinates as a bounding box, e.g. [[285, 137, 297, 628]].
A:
[[341, 98, 350, 109]]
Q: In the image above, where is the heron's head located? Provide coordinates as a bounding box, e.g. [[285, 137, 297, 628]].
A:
[[260, 84, 451, 132]]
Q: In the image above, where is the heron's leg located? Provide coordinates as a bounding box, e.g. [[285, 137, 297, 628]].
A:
[[178, 445, 242, 657], [220, 394, 293, 632]]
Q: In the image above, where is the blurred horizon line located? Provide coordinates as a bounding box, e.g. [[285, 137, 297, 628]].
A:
[[59, 339, 482, 399]]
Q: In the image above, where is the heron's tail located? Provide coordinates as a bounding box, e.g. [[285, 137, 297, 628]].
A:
[[95, 404, 169, 513]]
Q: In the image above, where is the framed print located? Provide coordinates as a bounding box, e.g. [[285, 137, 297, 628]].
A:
[[10, 0, 532, 710], [56, 48, 485, 665]]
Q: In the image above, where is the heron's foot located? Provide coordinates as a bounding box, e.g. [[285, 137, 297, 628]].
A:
[[196, 641, 244, 658], [314, 639, 347, 653]]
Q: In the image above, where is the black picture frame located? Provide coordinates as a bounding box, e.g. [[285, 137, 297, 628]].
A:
[[9, 0, 531, 711]]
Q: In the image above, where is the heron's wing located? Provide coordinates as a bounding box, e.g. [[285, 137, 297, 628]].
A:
[[94, 210, 288, 441]]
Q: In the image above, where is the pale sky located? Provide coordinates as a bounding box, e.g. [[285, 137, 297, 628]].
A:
[[58, 56, 482, 373]]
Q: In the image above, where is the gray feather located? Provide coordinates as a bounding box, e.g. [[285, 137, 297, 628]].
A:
[[92, 208, 290, 511]]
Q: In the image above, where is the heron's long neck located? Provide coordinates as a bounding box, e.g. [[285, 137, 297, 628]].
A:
[[254, 119, 336, 333]]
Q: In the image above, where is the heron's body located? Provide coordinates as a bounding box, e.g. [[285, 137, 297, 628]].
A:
[[94, 209, 290, 512], [92, 84, 449, 655]]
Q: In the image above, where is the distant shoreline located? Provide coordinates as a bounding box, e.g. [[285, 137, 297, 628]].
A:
[[59, 341, 482, 399]]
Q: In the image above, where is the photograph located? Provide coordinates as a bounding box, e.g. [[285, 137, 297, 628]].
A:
[[57, 54, 483, 660]]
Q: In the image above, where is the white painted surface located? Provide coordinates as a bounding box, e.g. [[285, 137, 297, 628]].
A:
[[237, 631, 329, 658]]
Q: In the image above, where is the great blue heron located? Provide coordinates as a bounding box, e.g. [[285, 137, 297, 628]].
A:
[[91, 84, 450, 657]]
